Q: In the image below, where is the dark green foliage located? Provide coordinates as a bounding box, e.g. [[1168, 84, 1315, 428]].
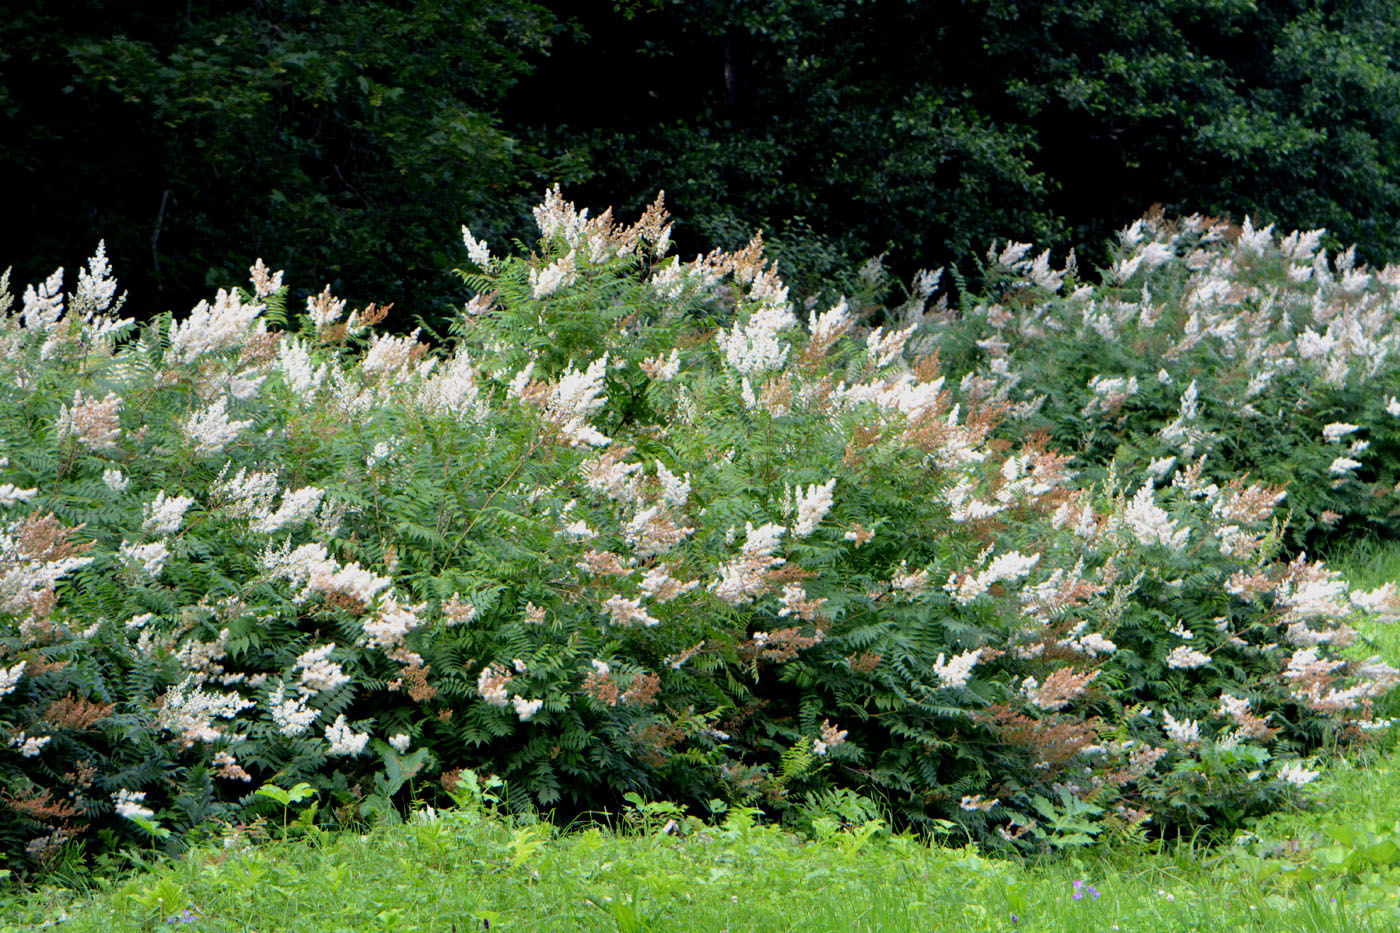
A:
[[11, 1, 1400, 334], [1, 0, 556, 324], [523, 0, 1400, 292]]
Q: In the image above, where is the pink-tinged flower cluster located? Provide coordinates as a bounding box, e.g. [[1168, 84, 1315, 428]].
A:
[[812, 719, 847, 756], [55, 390, 122, 452], [710, 522, 786, 606]]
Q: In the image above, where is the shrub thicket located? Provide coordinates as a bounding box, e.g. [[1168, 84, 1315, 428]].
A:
[[925, 211, 1400, 551], [1, 192, 1397, 876]]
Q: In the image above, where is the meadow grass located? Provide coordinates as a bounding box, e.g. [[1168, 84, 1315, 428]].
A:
[[6, 541, 1400, 932], [2, 799, 1390, 932]]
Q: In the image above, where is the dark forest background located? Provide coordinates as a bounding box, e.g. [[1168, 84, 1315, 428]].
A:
[[5, 0, 1400, 329]]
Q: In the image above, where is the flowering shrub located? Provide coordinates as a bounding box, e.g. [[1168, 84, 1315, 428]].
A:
[[1, 195, 1397, 874], [925, 212, 1400, 550]]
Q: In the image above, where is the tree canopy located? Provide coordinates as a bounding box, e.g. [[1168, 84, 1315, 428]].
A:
[[6, 0, 1400, 323]]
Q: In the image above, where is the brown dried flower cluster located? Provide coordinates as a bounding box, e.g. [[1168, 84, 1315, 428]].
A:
[[43, 694, 114, 731]]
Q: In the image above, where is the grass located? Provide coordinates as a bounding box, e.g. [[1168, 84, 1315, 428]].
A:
[[4, 804, 1391, 932], [6, 541, 1400, 932]]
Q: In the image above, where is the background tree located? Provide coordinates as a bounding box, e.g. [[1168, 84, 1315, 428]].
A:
[[521, 0, 1400, 294], [1, 0, 556, 325], [6, 0, 1400, 326]]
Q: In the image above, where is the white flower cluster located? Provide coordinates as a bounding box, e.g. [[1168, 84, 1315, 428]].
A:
[[1121, 485, 1190, 551], [295, 644, 351, 693], [278, 337, 330, 398], [716, 292, 796, 376], [1157, 381, 1212, 459], [417, 351, 482, 418], [477, 663, 513, 707], [512, 696, 545, 721], [1161, 710, 1201, 745], [1063, 631, 1118, 657], [55, 390, 123, 452], [362, 329, 423, 377], [1277, 761, 1320, 786], [184, 398, 253, 456], [0, 660, 25, 698], [211, 466, 279, 518], [261, 541, 392, 607], [103, 468, 129, 493], [10, 732, 51, 757], [945, 550, 1041, 605], [22, 267, 64, 332], [710, 522, 786, 606], [250, 486, 325, 534], [461, 226, 492, 267], [1112, 231, 1174, 282], [653, 461, 690, 508], [533, 184, 590, 242], [0, 484, 37, 508], [806, 297, 854, 357], [1082, 374, 1139, 417], [640, 349, 681, 382], [306, 286, 347, 333], [1351, 582, 1400, 619], [169, 288, 264, 364], [157, 675, 255, 746], [119, 539, 170, 577], [1218, 693, 1251, 720], [1165, 645, 1211, 670], [325, 714, 369, 757], [269, 682, 319, 736], [1322, 422, 1360, 443], [0, 519, 93, 619], [112, 789, 156, 822], [361, 596, 426, 659], [249, 258, 284, 298], [173, 628, 231, 683], [932, 648, 983, 689], [1330, 457, 1363, 476], [944, 478, 1007, 523], [530, 251, 577, 298], [142, 491, 195, 536], [475, 662, 543, 721], [1279, 572, 1351, 622], [603, 595, 659, 628], [639, 566, 698, 603], [892, 562, 931, 597], [866, 324, 916, 368], [547, 355, 611, 447], [791, 479, 836, 538]]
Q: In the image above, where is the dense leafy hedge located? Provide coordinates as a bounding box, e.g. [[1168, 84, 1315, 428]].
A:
[[1, 193, 1397, 877]]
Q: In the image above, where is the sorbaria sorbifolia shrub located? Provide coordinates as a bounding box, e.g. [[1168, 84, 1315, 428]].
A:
[[1, 192, 1397, 874], [926, 211, 1400, 550]]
